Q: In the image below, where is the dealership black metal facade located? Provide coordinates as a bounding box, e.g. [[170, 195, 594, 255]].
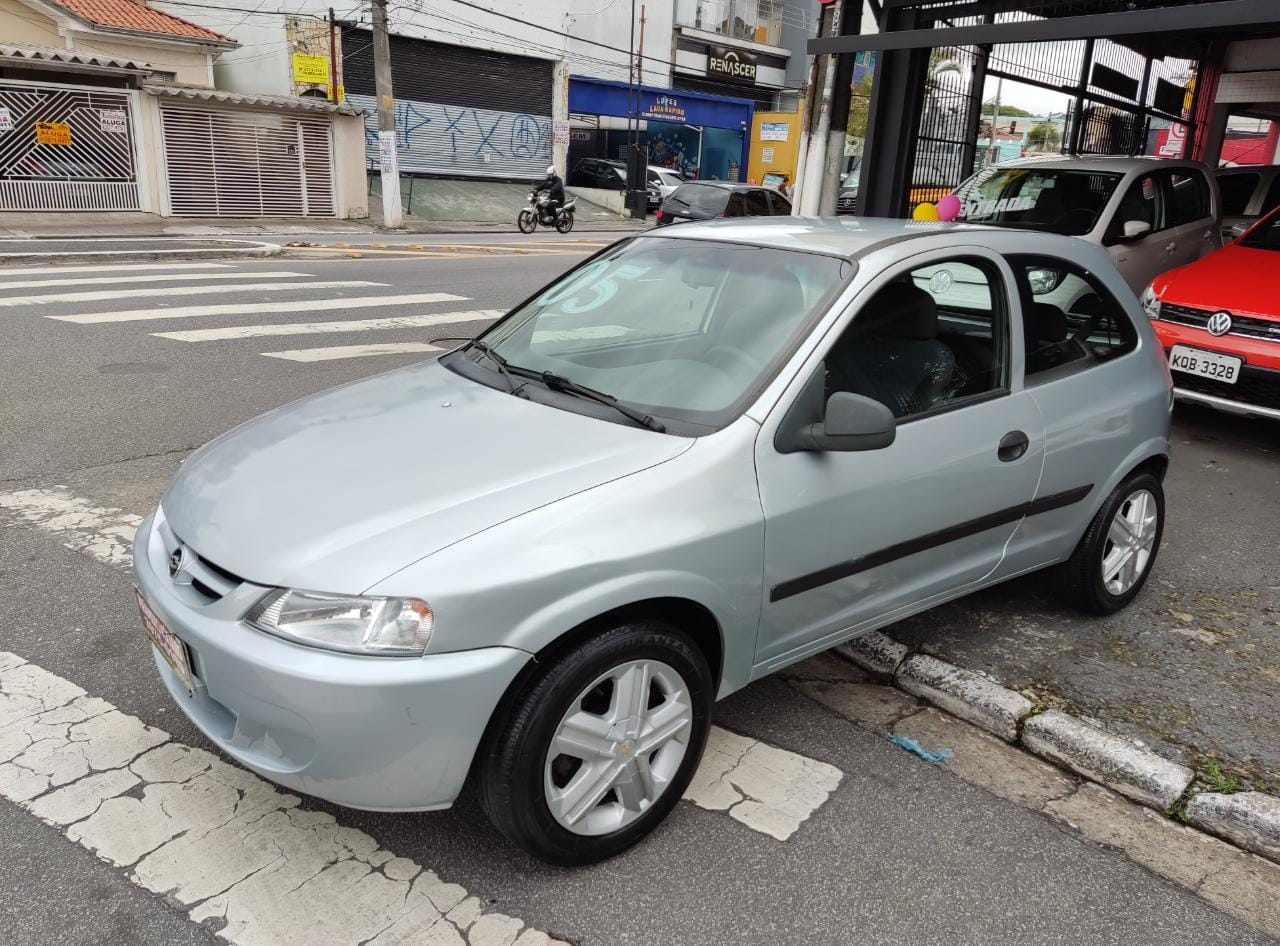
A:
[[819, 0, 1280, 217]]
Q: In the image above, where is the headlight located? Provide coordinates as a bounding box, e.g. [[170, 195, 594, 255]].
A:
[[1027, 268, 1060, 295], [1141, 283, 1162, 320], [245, 590, 433, 656]]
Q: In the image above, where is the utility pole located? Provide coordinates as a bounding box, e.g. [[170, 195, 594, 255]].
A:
[[327, 7, 338, 104], [798, 1, 841, 216], [987, 75, 1003, 167], [818, 0, 861, 215], [372, 0, 402, 228]]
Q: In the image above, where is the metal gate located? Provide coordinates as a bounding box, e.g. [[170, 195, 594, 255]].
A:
[[914, 46, 983, 209], [160, 103, 335, 217], [0, 81, 139, 211]]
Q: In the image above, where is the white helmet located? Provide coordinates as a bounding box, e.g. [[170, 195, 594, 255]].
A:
[[546, 165, 557, 175]]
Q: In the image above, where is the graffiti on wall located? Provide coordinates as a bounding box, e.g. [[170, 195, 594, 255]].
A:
[[348, 94, 552, 178]]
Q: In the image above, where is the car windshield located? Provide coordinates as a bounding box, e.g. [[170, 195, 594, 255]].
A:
[[955, 168, 1123, 236], [665, 184, 729, 213], [1239, 211, 1280, 250], [470, 237, 850, 430], [657, 170, 686, 187]]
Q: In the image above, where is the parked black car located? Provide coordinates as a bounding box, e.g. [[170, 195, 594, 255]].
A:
[[656, 182, 792, 226]]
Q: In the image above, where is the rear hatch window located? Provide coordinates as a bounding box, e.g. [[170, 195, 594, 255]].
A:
[[665, 184, 729, 215]]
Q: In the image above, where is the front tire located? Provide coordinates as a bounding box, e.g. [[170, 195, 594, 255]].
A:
[[478, 621, 713, 865], [517, 209, 536, 233], [1054, 471, 1164, 615]]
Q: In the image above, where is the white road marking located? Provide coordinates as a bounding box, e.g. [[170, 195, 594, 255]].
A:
[[51, 292, 468, 324], [683, 726, 843, 840], [153, 309, 502, 342], [0, 280, 384, 308], [0, 271, 314, 291], [3, 486, 847, 844], [0, 487, 141, 567], [262, 342, 445, 362], [0, 653, 567, 946], [0, 262, 231, 277]]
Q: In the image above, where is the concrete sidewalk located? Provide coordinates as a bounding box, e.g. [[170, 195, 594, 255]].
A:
[[0, 211, 375, 240]]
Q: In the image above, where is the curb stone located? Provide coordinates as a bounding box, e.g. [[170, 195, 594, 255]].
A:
[[895, 653, 1032, 742], [1022, 709, 1193, 809], [1187, 791, 1280, 862], [836, 630, 909, 679], [0, 241, 282, 266]]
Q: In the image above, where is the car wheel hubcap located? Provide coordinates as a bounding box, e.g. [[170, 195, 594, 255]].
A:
[[1101, 488, 1158, 596], [544, 659, 693, 837]]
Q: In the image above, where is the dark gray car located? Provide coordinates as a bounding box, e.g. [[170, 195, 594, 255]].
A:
[[656, 181, 791, 225]]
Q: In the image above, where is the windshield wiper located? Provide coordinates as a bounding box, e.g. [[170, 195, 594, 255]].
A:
[[467, 340, 527, 398], [511, 368, 666, 433]]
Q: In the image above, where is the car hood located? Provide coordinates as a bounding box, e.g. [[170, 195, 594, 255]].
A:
[[1157, 243, 1280, 317], [162, 360, 691, 593]]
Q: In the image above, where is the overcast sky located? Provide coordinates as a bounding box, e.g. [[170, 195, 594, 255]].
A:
[[984, 76, 1075, 117]]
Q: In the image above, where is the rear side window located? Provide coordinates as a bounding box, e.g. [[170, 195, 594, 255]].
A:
[[745, 190, 770, 215], [1163, 170, 1211, 226], [1218, 172, 1259, 215], [668, 184, 728, 214], [767, 191, 791, 214], [1009, 255, 1138, 380]]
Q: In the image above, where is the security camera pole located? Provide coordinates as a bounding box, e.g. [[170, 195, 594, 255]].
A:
[[372, 0, 403, 228]]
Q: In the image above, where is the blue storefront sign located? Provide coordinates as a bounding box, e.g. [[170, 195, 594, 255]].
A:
[[568, 77, 753, 181]]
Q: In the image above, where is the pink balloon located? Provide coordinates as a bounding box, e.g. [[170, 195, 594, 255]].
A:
[[937, 194, 961, 222]]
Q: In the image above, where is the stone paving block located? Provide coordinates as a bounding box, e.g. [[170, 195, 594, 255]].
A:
[[1187, 791, 1280, 863], [1046, 784, 1280, 940], [835, 631, 909, 678], [892, 708, 1077, 809], [1023, 710, 1193, 810], [793, 680, 921, 734], [895, 653, 1032, 742]]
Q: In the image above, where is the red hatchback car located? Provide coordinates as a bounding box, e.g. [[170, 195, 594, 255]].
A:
[[1145, 205, 1280, 420]]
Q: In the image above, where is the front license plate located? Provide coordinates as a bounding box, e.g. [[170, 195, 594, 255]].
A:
[[136, 587, 195, 694], [1168, 345, 1242, 384]]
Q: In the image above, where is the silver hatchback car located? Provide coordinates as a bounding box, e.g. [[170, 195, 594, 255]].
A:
[[134, 218, 1173, 865]]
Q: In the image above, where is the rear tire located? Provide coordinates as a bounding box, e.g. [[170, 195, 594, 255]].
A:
[[1053, 472, 1164, 615], [517, 210, 536, 234], [555, 213, 575, 234], [478, 621, 712, 865]]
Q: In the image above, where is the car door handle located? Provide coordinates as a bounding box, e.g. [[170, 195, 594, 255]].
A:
[[998, 430, 1030, 462], [1164, 241, 1177, 252]]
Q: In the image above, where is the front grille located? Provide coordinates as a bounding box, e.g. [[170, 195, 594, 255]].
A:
[[157, 519, 243, 605], [1168, 353, 1280, 411], [1162, 303, 1280, 343]]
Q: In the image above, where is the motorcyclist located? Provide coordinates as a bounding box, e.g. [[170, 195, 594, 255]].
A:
[[538, 165, 565, 213]]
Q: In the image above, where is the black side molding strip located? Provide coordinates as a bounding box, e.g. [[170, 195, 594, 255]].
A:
[[769, 485, 1094, 603]]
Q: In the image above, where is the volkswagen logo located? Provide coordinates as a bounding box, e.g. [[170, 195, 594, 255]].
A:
[[1207, 311, 1233, 337], [167, 547, 186, 579]]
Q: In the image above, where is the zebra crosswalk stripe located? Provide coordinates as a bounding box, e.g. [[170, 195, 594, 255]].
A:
[[50, 293, 468, 324], [0, 271, 314, 291], [262, 342, 446, 362], [0, 262, 231, 278], [152, 309, 504, 342], [1, 280, 384, 308]]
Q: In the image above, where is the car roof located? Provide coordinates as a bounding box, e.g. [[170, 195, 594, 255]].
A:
[[672, 181, 764, 192], [989, 155, 1209, 174], [642, 215, 1077, 259]]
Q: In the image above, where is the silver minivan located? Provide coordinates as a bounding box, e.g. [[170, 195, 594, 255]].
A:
[[135, 219, 1173, 865], [954, 156, 1221, 293]]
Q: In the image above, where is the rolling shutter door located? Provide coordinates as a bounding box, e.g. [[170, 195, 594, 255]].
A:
[[343, 27, 554, 179], [160, 104, 335, 217]]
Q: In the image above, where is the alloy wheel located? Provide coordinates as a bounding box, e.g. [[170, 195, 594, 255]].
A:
[[544, 659, 693, 836], [1101, 488, 1159, 596]]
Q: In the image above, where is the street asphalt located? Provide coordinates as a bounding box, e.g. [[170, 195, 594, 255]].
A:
[[0, 236, 1275, 945]]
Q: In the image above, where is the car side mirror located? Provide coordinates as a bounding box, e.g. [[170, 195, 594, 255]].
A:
[[1121, 220, 1152, 240], [779, 391, 896, 453]]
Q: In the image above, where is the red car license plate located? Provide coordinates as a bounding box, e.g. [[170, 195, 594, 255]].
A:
[[135, 587, 195, 694]]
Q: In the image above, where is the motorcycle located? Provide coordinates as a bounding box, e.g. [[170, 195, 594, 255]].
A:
[[518, 190, 576, 234]]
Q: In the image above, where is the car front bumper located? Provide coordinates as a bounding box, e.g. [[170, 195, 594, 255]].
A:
[[133, 510, 530, 811]]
